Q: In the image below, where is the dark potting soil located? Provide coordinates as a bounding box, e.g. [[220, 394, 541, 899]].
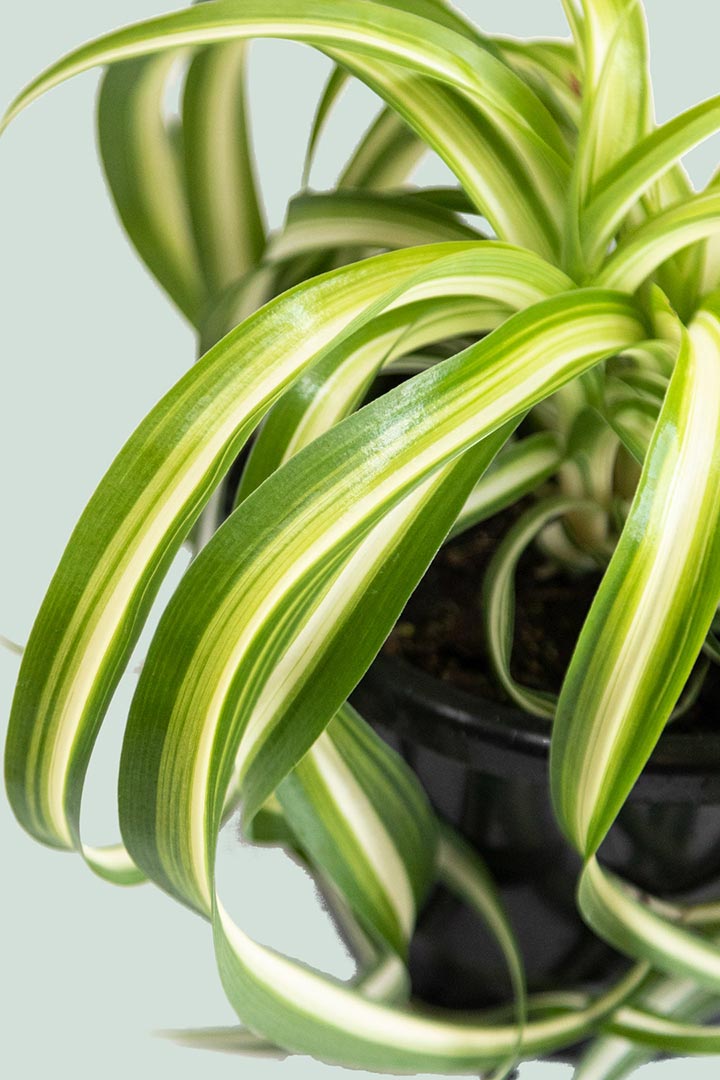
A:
[[383, 503, 719, 729]]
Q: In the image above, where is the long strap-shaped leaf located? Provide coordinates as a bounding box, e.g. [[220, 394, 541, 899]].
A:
[[180, 416, 561, 1067], [268, 701, 520, 1074], [97, 54, 206, 325], [277, 703, 438, 956], [482, 494, 597, 718], [266, 190, 483, 263], [6, 241, 582, 885], [113, 288, 643, 914], [238, 244, 571, 500], [0, 1, 566, 159], [570, 941, 719, 1079], [301, 54, 425, 192], [574, 0, 651, 198], [234, 705, 425, 982], [205, 257, 538, 986], [200, 722, 648, 1068], [165, 818, 529, 1068], [550, 294, 720, 859], [236, 296, 510, 502], [5, 242, 488, 864], [301, 65, 349, 188], [208, 900, 646, 1072], [561, 0, 585, 49], [610, 1004, 720, 1054], [435, 825, 527, 1078], [476, 964, 720, 1075], [237, 469, 527, 976], [21, 274, 630, 1058], [242, 792, 416, 1003], [701, 168, 720, 293], [205, 262, 533, 982], [338, 105, 424, 192], [164, 882, 412, 1058], [7, 284, 644, 1072], [208, 269, 533, 977], [563, 0, 651, 276], [578, 858, 720, 993], [598, 190, 720, 293], [451, 432, 564, 538], [183, 40, 266, 294], [581, 93, 720, 272], [494, 37, 581, 136], [241, 188, 482, 303], [0, 0, 570, 260], [380, 0, 489, 44], [121, 426, 520, 910], [334, 52, 565, 257]]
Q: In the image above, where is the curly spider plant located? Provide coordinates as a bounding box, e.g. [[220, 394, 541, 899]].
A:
[[5, 0, 720, 1075]]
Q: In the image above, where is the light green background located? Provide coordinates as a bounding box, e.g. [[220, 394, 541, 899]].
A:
[[2, 2, 719, 1077]]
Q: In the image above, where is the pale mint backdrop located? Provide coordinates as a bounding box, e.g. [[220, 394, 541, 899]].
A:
[[1, 2, 719, 1078]]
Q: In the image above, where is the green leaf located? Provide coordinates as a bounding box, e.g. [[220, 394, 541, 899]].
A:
[[1, 0, 570, 259], [183, 41, 266, 295], [561, 0, 585, 50], [113, 286, 643, 921], [301, 64, 349, 188], [601, 393, 657, 464], [494, 37, 581, 136], [1, 0, 566, 158], [277, 703, 438, 955], [266, 190, 483, 263], [339, 105, 424, 192], [435, 825, 527, 1079], [483, 494, 595, 718], [574, 0, 651, 196], [238, 242, 571, 502], [334, 52, 565, 257], [598, 190, 720, 294], [575, 965, 715, 1079], [5, 243, 476, 861], [550, 295, 720, 858], [10, 0, 720, 1070], [579, 857, 720, 993], [97, 54, 206, 325], [581, 93, 720, 271], [210, 904, 647, 1072], [452, 431, 564, 537], [236, 294, 509, 503], [640, 165, 707, 322], [161, 1025, 289, 1059], [5, 182, 647, 1077], [563, 1, 652, 277], [611, 1005, 720, 1054], [379, 0, 490, 45], [700, 166, 720, 293]]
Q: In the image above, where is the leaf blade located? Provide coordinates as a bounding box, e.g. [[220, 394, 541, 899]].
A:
[[550, 296, 720, 857]]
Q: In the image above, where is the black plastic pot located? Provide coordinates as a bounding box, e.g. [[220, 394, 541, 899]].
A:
[[351, 655, 720, 1011]]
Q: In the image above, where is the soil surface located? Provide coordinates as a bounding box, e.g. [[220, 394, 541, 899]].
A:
[[383, 503, 718, 728]]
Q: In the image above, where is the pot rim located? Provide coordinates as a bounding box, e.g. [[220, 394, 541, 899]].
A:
[[355, 655, 720, 804]]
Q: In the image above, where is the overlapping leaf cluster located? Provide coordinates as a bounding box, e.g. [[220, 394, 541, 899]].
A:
[[5, 1, 720, 1074]]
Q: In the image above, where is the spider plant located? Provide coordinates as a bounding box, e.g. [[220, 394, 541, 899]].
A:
[[5, 0, 720, 1075]]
